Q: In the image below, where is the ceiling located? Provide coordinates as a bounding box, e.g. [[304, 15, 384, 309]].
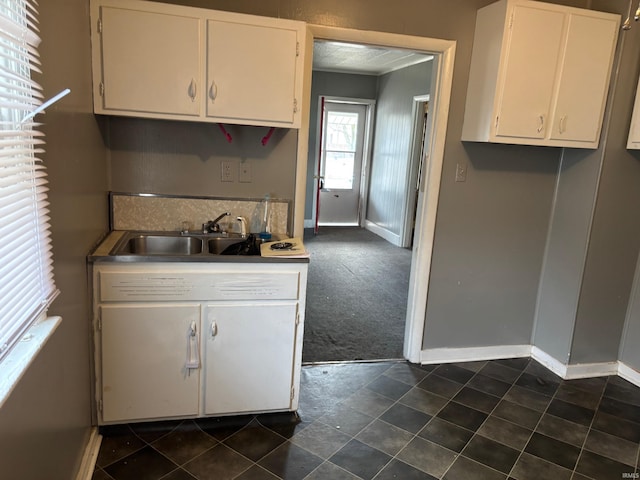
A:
[[313, 40, 434, 76]]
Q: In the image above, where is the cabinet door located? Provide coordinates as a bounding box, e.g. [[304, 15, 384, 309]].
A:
[[549, 13, 618, 144], [99, 6, 201, 117], [206, 20, 298, 125], [494, 4, 565, 140], [204, 303, 298, 415], [100, 304, 201, 423]]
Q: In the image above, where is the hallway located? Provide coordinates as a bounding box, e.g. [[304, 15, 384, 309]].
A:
[[302, 227, 412, 362]]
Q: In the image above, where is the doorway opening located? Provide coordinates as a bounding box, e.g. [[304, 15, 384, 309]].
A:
[[314, 98, 375, 231], [302, 226, 412, 362], [295, 26, 455, 364]]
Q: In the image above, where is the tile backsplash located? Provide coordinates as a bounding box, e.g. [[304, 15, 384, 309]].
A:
[[111, 193, 291, 235]]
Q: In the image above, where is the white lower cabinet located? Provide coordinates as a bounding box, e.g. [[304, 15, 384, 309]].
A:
[[100, 304, 201, 423], [93, 262, 307, 425], [204, 303, 298, 415]]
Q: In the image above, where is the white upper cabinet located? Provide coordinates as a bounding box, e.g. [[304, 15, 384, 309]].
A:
[[90, 0, 305, 128], [550, 13, 620, 144], [206, 20, 299, 125], [627, 77, 640, 149], [462, 0, 619, 149], [97, 6, 202, 118]]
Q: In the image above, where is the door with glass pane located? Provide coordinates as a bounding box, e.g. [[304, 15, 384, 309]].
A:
[[318, 102, 367, 225]]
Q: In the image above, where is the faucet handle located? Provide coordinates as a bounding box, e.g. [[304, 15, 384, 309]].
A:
[[203, 212, 232, 234], [203, 220, 221, 234]]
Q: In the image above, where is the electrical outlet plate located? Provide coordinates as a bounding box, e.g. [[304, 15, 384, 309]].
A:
[[221, 161, 234, 182], [239, 162, 251, 183], [455, 163, 467, 182]]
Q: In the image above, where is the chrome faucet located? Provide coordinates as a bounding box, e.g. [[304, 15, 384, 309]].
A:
[[203, 212, 230, 233]]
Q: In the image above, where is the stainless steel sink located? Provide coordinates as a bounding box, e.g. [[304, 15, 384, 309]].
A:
[[110, 232, 258, 257], [208, 237, 246, 254], [117, 235, 204, 255]]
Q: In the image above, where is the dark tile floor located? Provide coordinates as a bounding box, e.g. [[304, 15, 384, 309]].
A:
[[93, 358, 640, 480]]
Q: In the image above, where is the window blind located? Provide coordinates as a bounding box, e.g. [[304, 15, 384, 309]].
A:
[[0, 0, 57, 361]]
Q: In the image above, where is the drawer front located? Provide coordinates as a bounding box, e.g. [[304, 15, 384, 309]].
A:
[[99, 270, 300, 302]]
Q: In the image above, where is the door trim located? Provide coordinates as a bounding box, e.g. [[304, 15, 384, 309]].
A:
[[401, 94, 431, 248], [297, 25, 456, 364], [312, 96, 376, 229]]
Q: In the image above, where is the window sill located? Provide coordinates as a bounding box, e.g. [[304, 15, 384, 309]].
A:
[[0, 315, 62, 409]]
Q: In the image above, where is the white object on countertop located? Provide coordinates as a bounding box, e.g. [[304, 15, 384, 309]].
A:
[[262, 194, 271, 234], [260, 237, 309, 258], [236, 216, 248, 237]]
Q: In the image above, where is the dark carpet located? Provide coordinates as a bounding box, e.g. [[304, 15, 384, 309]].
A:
[[302, 227, 412, 363]]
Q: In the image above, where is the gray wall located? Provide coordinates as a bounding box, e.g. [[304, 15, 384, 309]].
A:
[[621, 254, 640, 369], [109, 0, 623, 354], [306, 71, 378, 220], [570, 11, 640, 364], [108, 118, 298, 201], [532, 149, 600, 362], [367, 61, 432, 236], [158, 0, 568, 352], [534, 1, 640, 366], [0, 0, 109, 479], [424, 143, 559, 348], [8, 1, 640, 476]]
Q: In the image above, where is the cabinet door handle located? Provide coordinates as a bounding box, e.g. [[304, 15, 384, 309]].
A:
[[186, 321, 200, 369], [188, 79, 197, 102], [211, 321, 218, 337], [559, 115, 567, 134], [537, 115, 545, 134], [209, 82, 217, 102]]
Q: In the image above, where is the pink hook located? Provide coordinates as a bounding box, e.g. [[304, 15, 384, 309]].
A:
[[218, 124, 232, 143], [261, 127, 276, 146]]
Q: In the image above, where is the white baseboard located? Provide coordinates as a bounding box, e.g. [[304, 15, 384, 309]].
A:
[[75, 427, 102, 480], [618, 362, 640, 387], [565, 361, 619, 379], [422, 345, 639, 385], [364, 220, 401, 246], [530, 346, 568, 378], [532, 346, 620, 379], [420, 345, 531, 364]]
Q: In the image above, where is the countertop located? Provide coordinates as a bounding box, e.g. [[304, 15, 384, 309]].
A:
[[88, 231, 310, 264]]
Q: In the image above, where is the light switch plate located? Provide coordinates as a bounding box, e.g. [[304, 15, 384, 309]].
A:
[[455, 163, 467, 182]]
